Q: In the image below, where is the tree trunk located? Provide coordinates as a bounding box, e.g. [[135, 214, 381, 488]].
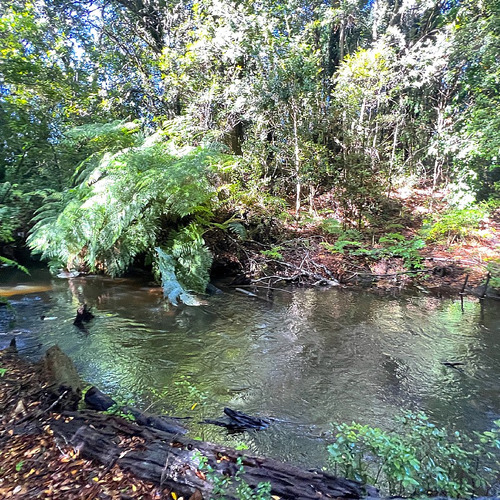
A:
[[49, 409, 366, 500], [292, 106, 301, 218]]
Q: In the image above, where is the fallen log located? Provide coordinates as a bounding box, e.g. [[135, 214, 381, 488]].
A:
[[85, 386, 188, 435], [49, 409, 366, 499], [202, 407, 272, 431], [3, 345, 369, 499]]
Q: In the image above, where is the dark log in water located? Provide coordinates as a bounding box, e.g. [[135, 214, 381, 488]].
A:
[[202, 407, 272, 431], [85, 385, 188, 435], [49, 409, 365, 500], [73, 303, 94, 327], [2, 344, 363, 498]]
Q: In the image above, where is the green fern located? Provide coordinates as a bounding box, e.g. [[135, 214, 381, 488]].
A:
[[0, 256, 29, 274], [155, 224, 212, 306], [28, 125, 225, 303], [166, 223, 213, 294], [155, 247, 204, 306]]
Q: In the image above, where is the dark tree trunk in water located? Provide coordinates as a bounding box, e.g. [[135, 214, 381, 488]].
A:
[[74, 304, 94, 327]]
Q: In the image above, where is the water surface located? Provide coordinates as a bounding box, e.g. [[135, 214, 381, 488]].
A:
[[1, 268, 499, 467]]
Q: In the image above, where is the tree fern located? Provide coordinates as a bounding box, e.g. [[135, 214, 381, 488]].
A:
[[28, 125, 230, 304]]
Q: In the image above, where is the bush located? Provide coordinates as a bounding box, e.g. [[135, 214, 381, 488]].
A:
[[321, 232, 425, 269], [423, 206, 489, 244], [327, 412, 500, 497], [194, 452, 272, 500]]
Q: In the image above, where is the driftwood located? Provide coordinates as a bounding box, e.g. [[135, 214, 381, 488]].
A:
[[3, 344, 367, 498], [85, 386, 188, 435], [202, 407, 272, 431], [49, 409, 366, 499]]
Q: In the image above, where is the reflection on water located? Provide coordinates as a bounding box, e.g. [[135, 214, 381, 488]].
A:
[[1, 267, 499, 467]]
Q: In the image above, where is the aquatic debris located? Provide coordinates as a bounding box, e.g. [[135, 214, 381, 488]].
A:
[[202, 407, 272, 431], [56, 270, 80, 279]]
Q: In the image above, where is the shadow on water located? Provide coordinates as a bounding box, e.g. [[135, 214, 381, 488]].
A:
[[1, 266, 499, 467]]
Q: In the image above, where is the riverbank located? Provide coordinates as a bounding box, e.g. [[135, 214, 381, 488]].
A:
[[0, 345, 170, 499], [0, 344, 366, 499], [216, 190, 500, 299], [1, 338, 499, 499]]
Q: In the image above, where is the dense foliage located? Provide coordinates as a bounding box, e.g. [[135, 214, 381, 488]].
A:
[[328, 412, 500, 497], [1, 0, 499, 297]]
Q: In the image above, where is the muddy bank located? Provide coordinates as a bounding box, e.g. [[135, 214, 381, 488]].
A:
[[220, 236, 499, 300]]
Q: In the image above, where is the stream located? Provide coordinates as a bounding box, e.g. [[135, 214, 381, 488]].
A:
[[1, 267, 499, 468]]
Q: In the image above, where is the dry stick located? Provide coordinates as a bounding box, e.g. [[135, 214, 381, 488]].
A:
[[251, 275, 293, 283], [299, 251, 309, 270], [362, 269, 431, 278], [426, 256, 480, 266], [310, 260, 338, 279], [231, 284, 293, 293], [480, 272, 491, 300], [234, 288, 273, 303], [270, 259, 339, 286], [460, 274, 469, 295]]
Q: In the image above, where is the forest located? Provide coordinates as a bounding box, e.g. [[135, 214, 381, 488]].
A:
[[1, 1, 500, 498], [1, 0, 499, 299]]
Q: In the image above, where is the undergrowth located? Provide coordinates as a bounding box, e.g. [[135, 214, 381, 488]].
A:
[[422, 205, 490, 245], [327, 412, 500, 497], [321, 229, 425, 270]]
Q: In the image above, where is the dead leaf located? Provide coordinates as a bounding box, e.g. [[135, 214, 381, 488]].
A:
[[189, 490, 203, 500]]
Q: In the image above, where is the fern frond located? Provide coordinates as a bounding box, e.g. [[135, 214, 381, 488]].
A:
[[155, 247, 205, 306], [0, 256, 30, 275]]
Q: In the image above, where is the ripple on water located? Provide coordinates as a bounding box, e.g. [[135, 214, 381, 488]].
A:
[[1, 271, 499, 467]]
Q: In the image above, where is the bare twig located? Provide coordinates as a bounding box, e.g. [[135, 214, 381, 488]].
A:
[[270, 260, 339, 286], [460, 274, 469, 295], [480, 272, 491, 300]]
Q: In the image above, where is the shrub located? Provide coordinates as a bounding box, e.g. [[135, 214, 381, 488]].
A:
[[321, 232, 425, 269], [27, 126, 233, 304], [423, 206, 489, 244], [327, 412, 500, 497], [194, 452, 272, 500]]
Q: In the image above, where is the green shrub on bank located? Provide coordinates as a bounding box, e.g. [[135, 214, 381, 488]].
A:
[[486, 257, 500, 289], [327, 412, 500, 497], [194, 452, 272, 500], [321, 232, 425, 269], [422, 206, 490, 244]]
